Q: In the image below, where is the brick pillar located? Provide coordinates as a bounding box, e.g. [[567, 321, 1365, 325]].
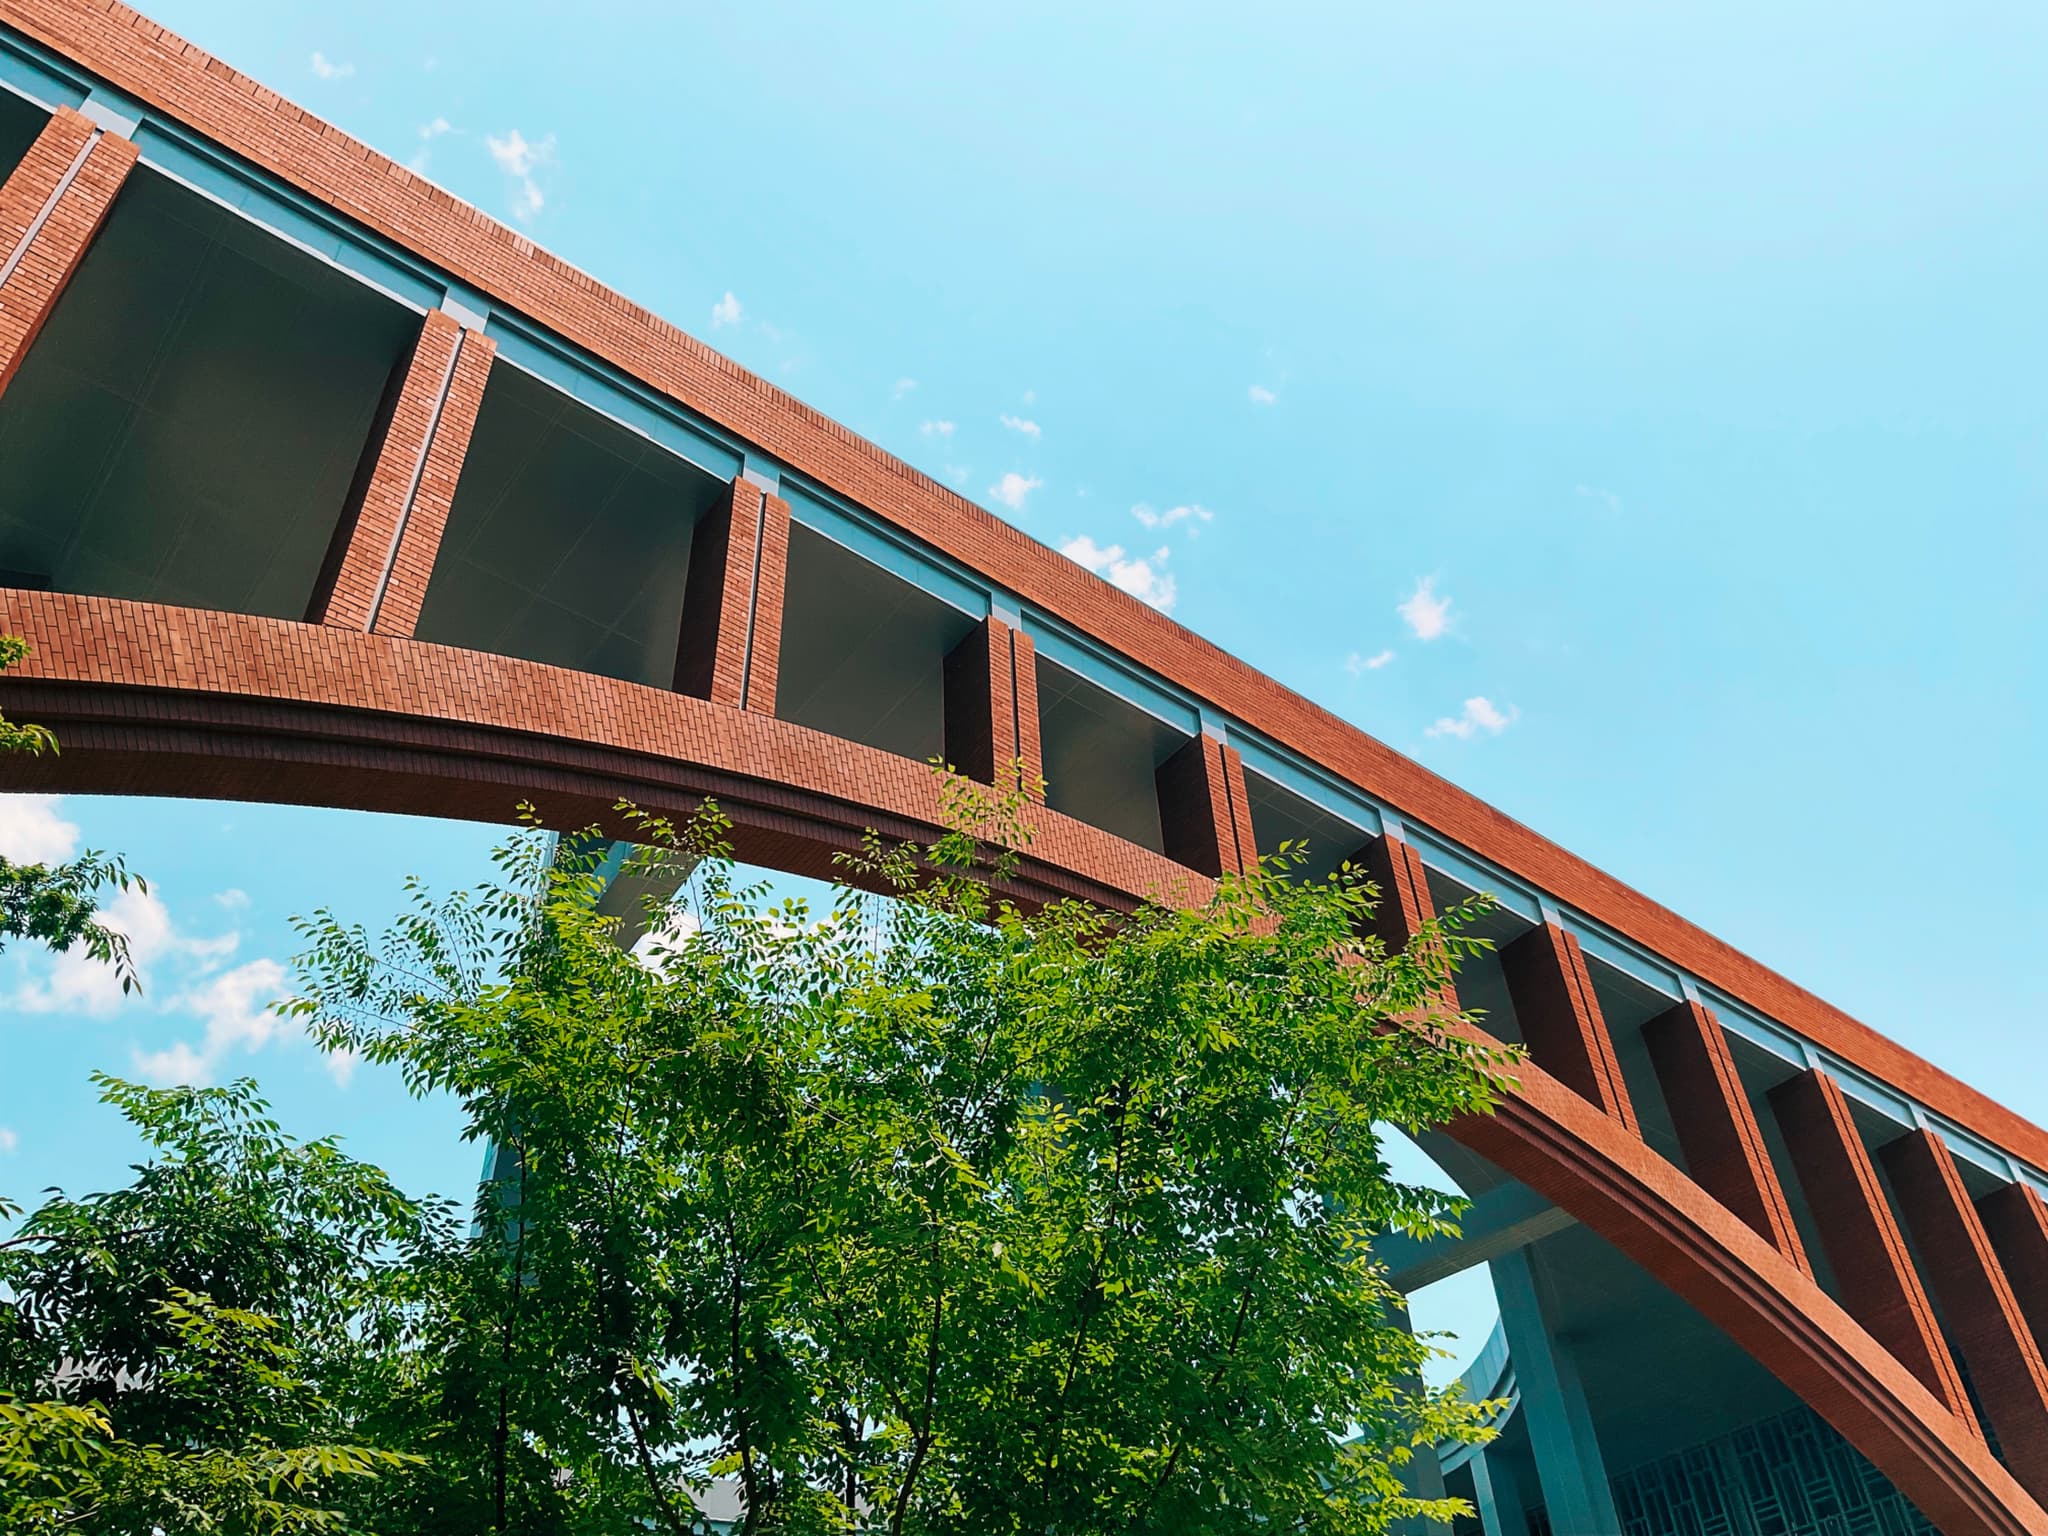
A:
[[308, 309, 495, 636], [1354, 832, 1459, 1011], [1155, 734, 1255, 878], [1500, 924, 1638, 1134], [943, 615, 1043, 798], [0, 108, 138, 401], [1768, 1069, 1979, 1435], [674, 477, 791, 713], [1879, 1129, 2048, 1497], [1643, 1000, 1811, 1274], [1979, 1182, 2048, 1361]]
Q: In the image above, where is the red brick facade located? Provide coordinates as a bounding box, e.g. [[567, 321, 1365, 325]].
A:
[[0, 105, 135, 400], [1643, 999, 1811, 1274], [1500, 923, 1640, 1134], [1881, 1129, 2048, 1501], [309, 309, 496, 636], [674, 479, 790, 713], [1, 9, 2046, 1527], [1768, 1070, 1979, 1434], [942, 616, 1043, 798]]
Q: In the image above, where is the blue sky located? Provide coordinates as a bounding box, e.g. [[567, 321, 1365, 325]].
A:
[[5, 1, 2046, 1380]]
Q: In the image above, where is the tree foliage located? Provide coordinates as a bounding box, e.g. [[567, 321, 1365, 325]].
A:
[[273, 770, 1512, 1533], [0, 635, 144, 991]]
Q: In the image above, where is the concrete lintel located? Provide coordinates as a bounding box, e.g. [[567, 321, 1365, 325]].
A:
[[1380, 1181, 1578, 1295]]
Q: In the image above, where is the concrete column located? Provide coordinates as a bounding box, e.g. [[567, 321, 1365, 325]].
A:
[[307, 308, 496, 636], [1499, 924, 1637, 1133], [1643, 999, 1811, 1273], [674, 476, 791, 712], [1155, 733, 1254, 878], [1467, 1447, 1529, 1536], [1489, 1249, 1618, 1536], [1767, 1069, 1980, 1435], [0, 106, 137, 400], [942, 615, 1043, 798], [1880, 1129, 2048, 1498]]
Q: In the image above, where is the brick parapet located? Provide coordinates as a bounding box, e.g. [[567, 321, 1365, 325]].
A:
[[0, 105, 136, 400]]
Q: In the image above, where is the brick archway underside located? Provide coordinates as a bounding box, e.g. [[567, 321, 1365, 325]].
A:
[[1, 590, 2040, 1536]]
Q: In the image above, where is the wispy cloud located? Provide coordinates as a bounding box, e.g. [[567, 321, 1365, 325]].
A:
[[1575, 483, 1623, 515], [893, 377, 917, 400], [920, 419, 956, 438], [485, 128, 556, 222], [1397, 576, 1453, 641], [1346, 649, 1395, 675], [214, 888, 250, 911], [1426, 697, 1518, 740], [710, 291, 743, 328], [1061, 536, 1176, 612], [409, 116, 454, 175], [999, 413, 1042, 441], [0, 1127, 16, 1154], [1132, 503, 1213, 535], [14, 885, 236, 1018], [989, 472, 1042, 513], [131, 958, 293, 1089], [1248, 384, 1277, 405], [944, 464, 970, 487], [310, 51, 354, 81]]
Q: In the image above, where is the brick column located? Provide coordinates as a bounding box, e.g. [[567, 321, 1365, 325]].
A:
[[1643, 1000, 1811, 1274], [943, 615, 1043, 798], [307, 309, 496, 636], [0, 107, 137, 401], [1354, 832, 1459, 1012], [674, 476, 791, 713], [1979, 1182, 2048, 1360], [1500, 924, 1638, 1134], [1767, 1069, 1979, 1434], [1879, 1129, 2048, 1497], [1155, 734, 1255, 878]]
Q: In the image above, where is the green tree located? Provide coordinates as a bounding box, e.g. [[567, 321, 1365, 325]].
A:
[[0, 1077, 433, 1533], [0, 636, 143, 991], [293, 771, 1511, 1534]]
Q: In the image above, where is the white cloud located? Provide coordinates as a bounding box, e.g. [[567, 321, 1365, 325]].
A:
[[324, 1047, 360, 1089], [485, 129, 555, 222], [989, 472, 1042, 513], [408, 117, 454, 175], [310, 51, 354, 80], [1397, 577, 1453, 641], [132, 957, 292, 1089], [1132, 502, 1213, 534], [1426, 697, 1518, 740], [999, 414, 1042, 440], [920, 419, 956, 438], [710, 291, 742, 328], [1248, 384, 1278, 405], [214, 888, 250, 911], [0, 793, 80, 864], [1347, 649, 1395, 675], [13, 884, 238, 1018], [0, 1127, 16, 1154], [944, 464, 970, 487], [1575, 483, 1623, 515], [1061, 536, 1177, 612], [893, 377, 917, 400]]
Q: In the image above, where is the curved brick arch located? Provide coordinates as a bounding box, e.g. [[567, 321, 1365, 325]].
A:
[[0, 591, 2041, 1535]]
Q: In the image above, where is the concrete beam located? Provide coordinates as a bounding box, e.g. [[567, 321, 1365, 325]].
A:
[[1380, 1180, 1578, 1296]]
